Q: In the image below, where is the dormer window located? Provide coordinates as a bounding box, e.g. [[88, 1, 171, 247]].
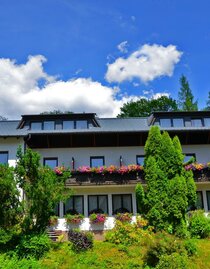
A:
[[160, 118, 171, 127], [43, 121, 54, 130], [173, 118, 184, 127], [76, 120, 88, 129], [204, 118, 210, 127], [191, 118, 202, 127], [63, 120, 74, 129], [31, 122, 42, 130]]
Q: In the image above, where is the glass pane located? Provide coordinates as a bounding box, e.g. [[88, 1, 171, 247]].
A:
[[184, 154, 195, 163], [43, 121, 54, 130], [54, 203, 59, 216], [173, 118, 184, 127], [137, 156, 144, 165], [160, 119, 171, 127], [44, 159, 57, 168], [91, 157, 104, 167], [98, 196, 108, 214], [122, 195, 132, 213], [63, 121, 74, 129], [88, 196, 97, 214], [55, 122, 62, 130], [74, 196, 83, 214], [191, 119, 202, 127], [204, 118, 210, 127], [185, 120, 191, 127], [207, 191, 210, 211], [31, 122, 42, 130], [0, 152, 8, 164], [195, 192, 204, 209], [76, 120, 87, 129], [64, 198, 73, 214], [113, 195, 121, 214]]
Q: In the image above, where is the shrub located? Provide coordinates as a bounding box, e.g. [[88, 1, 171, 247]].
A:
[[89, 213, 106, 224], [184, 239, 198, 256], [105, 221, 153, 246], [0, 254, 41, 269], [68, 230, 93, 252], [16, 233, 51, 259], [65, 214, 84, 224], [143, 232, 187, 268], [156, 253, 189, 269], [115, 213, 132, 223], [188, 210, 210, 238]]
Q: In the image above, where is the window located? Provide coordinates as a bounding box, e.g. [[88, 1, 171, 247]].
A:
[[54, 203, 60, 217], [44, 158, 58, 168], [88, 195, 108, 215], [64, 196, 84, 215], [90, 156, 105, 167], [55, 121, 62, 130], [173, 118, 184, 127], [184, 153, 196, 163], [0, 152, 8, 164], [63, 120, 74, 129], [204, 118, 210, 127], [136, 155, 144, 165], [195, 191, 204, 209], [43, 121, 54, 130], [112, 194, 132, 214], [159, 118, 171, 127], [76, 120, 88, 129], [207, 191, 210, 211], [31, 122, 42, 130], [191, 118, 202, 127]]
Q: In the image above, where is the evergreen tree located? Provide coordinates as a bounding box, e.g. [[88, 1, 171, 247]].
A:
[[15, 147, 71, 233], [136, 126, 196, 236], [178, 75, 198, 111]]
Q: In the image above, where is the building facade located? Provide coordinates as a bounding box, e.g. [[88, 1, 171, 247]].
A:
[[1, 111, 210, 231]]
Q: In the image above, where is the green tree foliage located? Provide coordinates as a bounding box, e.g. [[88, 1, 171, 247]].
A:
[[0, 165, 22, 229], [204, 91, 210, 111], [136, 126, 196, 235], [178, 75, 198, 111], [117, 96, 178, 118], [15, 147, 71, 233], [0, 165, 22, 246]]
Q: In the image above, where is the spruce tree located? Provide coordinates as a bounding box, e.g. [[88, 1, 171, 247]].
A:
[[136, 126, 196, 236], [205, 91, 210, 111], [178, 75, 198, 111]]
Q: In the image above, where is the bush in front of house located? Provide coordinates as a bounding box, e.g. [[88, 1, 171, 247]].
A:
[[68, 230, 93, 252], [16, 233, 51, 259], [188, 210, 210, 238]]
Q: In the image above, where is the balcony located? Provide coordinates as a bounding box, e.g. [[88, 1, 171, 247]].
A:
[[66, 170, 145, 186]]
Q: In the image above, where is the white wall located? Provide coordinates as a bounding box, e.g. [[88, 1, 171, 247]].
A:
[[36, 144, 210, 168], [0, 137, 24, 167], [36, 146, 145, 168]]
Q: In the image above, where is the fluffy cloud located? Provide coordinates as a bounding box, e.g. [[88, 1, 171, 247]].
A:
[[105, 44, 182, 83], [0, 55, 139, 119], [117, 41, 128, 53]]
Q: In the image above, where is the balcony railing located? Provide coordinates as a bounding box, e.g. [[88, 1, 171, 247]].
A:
[[66, 171, 145, 186]]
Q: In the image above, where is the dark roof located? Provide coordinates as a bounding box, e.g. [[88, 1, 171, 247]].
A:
[[2, 112, 210, 137]]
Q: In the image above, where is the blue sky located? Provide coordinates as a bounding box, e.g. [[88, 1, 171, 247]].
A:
[[0, 0, 210, 118]]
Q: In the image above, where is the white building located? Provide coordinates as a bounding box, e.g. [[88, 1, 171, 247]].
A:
[[1, 111, 210, 231]]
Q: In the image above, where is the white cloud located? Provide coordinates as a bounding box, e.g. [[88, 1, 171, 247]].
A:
[[117, 41, 128, 53], [105, 44, 182, 83], [0, 55, 139, 119]]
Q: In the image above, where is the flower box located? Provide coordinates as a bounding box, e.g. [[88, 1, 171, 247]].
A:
[[115, 212, 132, 223], [89, 213, 107, 224], [65, 214, 84, 224]]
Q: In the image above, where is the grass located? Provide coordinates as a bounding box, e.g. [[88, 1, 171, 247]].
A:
[[1, 239, 210, 268]]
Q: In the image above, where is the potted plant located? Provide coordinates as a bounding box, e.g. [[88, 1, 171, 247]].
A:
[[115, 212, 132, 223], [89, 213, 107, 224], [49, 215, 58, 226], [65, 214, 84, 224]]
